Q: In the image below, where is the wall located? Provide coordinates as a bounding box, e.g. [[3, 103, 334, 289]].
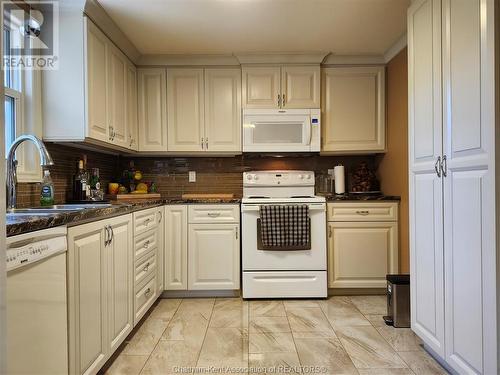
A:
[[377, 47, 409, 273]]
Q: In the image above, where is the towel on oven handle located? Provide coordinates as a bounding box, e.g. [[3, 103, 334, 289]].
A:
[[258, 205, 311, 250]]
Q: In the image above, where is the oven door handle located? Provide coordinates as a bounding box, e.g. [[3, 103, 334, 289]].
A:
[[241, 204, 325, 212]]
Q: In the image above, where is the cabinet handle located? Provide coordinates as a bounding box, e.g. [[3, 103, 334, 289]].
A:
[[145, 287, 152, 297], [435, 156, 442, 178], [355, 210, 370, 216], [235, 227, 238, 240], [104, 225, 110, 246], [109, 125, 114, 141], [442, 155, 448, 177], [328, 226, 332, 238], [143, 262, 150, 272], [201, 137, 204, 150], [205, 138, 208, 150], [143, 240, 150, 249], [109, 225, 114, 244], [282, 94, 285, 107], [129, 135, 135, 147], [158, 211, 162, 223], [277, 94, 281, 107], [207, 212, 221, 218], [144, 218, 151, 226]]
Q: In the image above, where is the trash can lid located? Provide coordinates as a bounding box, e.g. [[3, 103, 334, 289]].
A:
[[386, 274, 410, 284]]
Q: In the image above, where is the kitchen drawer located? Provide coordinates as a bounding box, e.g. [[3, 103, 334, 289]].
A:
[[134, 229, 158, 260], [134, 275, 157, 325], [327, 202, 398, 222], [133, 208, 159, 236], [188, 204, 240, 224], [135, 250, 156, 287]]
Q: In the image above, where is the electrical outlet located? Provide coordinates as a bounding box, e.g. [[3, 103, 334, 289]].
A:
[[188, 171, 196, 182]]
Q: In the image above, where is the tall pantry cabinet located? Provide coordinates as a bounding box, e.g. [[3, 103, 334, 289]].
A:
[[408, 0, 497, 374]]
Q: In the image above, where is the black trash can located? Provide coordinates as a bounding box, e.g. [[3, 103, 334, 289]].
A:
[[383, 274, 410, 328]]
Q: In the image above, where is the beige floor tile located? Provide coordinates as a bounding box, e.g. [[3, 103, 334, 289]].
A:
[[292, 330, 337, 339], [358, 369, 414, 375], [364, 315, 386, 328], [398, 351, 449, 375], [210, 298, 249, 328], [141, 340, 201, 375], [376, 326, 423, 352], [335, 326, 407, 369], [249, 332, 296, 353], [283, 300, 320, 309], [250, 316, 291, 333], [197, 327, 249, 368], [105, 354, 148, 375], [286, 307, 334, 335], [295, 338, 358, 374], [348, 296, 387, 315], [319, 297, 371, 328], [250, 301, 286, 317], [249, 352, 301, 374], [148, 298, 182, 321], [123, 318, 170, 356], [161, 313, 210, 345], [175, 298, 215, 320]]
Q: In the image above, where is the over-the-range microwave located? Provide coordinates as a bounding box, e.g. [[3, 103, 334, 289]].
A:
[[243, 109, 321, 152]]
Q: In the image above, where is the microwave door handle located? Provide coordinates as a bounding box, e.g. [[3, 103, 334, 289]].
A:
[[306, 121, 312, 145]]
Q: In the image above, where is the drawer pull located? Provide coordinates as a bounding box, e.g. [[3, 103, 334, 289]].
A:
[[143, 262, 150, 272], [144, 287, 152, 297], [356, 210, 370, 215], [143, 240, 150, 249], [144, 218, 151, 226], [207, 212, 221, 218]]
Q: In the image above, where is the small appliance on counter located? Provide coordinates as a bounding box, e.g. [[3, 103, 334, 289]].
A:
[[350, 162, 381, 194], [383, 274, 411, 328]]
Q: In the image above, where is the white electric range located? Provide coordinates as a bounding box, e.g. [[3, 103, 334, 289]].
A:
[[241, 170, 327, 299]]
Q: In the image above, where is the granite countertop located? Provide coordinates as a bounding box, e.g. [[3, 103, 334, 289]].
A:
[[7, 198, 242, 237], [319, 193, 401, 201]]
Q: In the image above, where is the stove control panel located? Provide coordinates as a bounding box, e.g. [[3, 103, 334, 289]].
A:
[[243, 171, 315, 186]]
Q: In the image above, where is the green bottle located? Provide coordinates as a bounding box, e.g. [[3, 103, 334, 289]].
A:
[[40, 169, 55, 206]]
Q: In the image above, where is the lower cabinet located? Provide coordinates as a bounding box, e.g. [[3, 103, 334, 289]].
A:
[[67, 214, 133, 375], [327, 202, 399, 289], [164, 204, 240, 291]]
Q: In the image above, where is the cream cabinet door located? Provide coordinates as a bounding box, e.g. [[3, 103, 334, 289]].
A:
[[328, 222, 398, 289], [107, 215, 133, 354], [156, 208, 164, 295], [126, 63, 138, 151], [67, 221, 108, 375], [107, 45, 128, 149], [138, 68, 168, 152], [281, 66, 320, 108], [322, 66, 385, 153], [188, 224, 240, 290], [86, 20, 109, 143], [408, 0, 445, 359], [242, 66, 281, 108], [164, 205, 188, 290], [167, 69, 205, 151], [204, 69, 242, 152]]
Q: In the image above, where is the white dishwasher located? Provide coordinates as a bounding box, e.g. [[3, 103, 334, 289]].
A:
[[6, 226, 68, 375]]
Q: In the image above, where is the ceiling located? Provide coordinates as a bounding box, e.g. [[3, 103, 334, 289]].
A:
[[98, 0, 410, 56]]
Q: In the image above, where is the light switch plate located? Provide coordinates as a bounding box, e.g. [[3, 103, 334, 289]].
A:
[[189, 171, 196, 182]]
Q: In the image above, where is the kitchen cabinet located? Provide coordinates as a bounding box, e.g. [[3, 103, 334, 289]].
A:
[[138, 68, 168, 152], [43, 17, 138, 152], [242, 65, 320, 109], [156, 208, 164, 295], [327, 202, 398, 289], [188, 224, 240, 290], [321, 66, 385, 154], [67, 214, 133, 375], [167, 68, 241, 153], [164, 205, 188, 290], [408, 0, 497, 373], [164, 204, 240, 291]]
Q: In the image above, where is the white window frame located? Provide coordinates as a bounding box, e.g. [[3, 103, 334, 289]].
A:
[[3, 5, 43, 183]]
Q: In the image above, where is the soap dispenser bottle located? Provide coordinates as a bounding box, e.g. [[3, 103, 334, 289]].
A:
[[40, 169, 55, 206]]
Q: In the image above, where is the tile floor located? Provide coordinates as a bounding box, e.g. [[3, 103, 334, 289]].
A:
[[104, 296, 449, 375]]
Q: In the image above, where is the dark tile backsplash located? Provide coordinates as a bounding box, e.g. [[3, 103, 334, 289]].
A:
[[16, 144, 378, 207]]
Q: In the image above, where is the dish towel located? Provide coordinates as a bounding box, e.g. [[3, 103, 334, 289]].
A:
[[259, 205, 310, 250]]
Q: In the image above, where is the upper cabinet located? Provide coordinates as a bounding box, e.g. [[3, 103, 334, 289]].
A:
[[242, 65, 320, 109], [167, 68, 242, 153], [43, 18, 138, 152], [138, 68, 168, 152], [321, 66, 386, 154]]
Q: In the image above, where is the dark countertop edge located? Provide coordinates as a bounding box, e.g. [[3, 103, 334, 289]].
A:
[[320, 194, 401, 202], [7, 198, 242, 237]]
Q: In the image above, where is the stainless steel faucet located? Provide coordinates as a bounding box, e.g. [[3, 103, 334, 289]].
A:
[[6, 135, 54, 210]]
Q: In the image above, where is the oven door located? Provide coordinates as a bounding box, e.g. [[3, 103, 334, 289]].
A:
[[241, 203, 327, 270], [243, 111, 313, 152]]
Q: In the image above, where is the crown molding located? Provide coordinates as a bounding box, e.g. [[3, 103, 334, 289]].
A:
[[322, 54, 386, 65], [236, 52, 330, 65], [384, 33, 407, 63], [137, 54, 240, 66]]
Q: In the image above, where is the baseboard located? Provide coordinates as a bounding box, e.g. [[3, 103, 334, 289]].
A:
[[160, 290, 241, 298], [328, 288, 386, 296]]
